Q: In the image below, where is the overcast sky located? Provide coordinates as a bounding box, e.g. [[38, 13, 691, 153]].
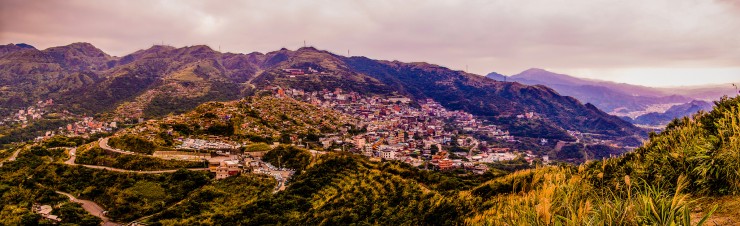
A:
[[1, 0, 739, 87]]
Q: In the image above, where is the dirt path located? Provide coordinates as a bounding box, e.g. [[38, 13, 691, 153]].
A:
[[0, 149, 22, 167], [55, 191, 122, 226]]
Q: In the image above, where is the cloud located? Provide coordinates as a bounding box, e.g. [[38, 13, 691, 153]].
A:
[[1, 0, 739, 86]]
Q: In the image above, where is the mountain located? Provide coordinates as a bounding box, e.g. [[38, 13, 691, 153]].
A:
[[488, 68, 740, 128], [485, 71, 507, 81], [341, 58, 641, 140], [494, 68, 693, 114], [0, 43, 643, 143], [630, 100, 713, 126], [659, 83, 739, 100]]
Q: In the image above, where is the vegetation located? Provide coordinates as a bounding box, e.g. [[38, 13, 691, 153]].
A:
[[139, 153, 491, 225], [0, 144, 211, 222], [138, 95, 740, 224], [116, 95, 356, 148], [108, 134, 158, 154], [467, 95, 740, 224], [243, 142, 271, 152], [75, 146, 205, 171], [0, 119, 72, 145], [262, 145, 311, 172], [146, 175, 275, 224], [2, 94, 740, 224], [54, 202, 104, 225], [41, 134, 112, 148]]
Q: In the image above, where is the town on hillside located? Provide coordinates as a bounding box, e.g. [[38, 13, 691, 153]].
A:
[[1, 84, 628, 183], [269, 86, 552, 171]]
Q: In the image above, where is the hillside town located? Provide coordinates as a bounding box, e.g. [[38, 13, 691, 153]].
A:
[[1, 99, 56, 126], [271, 86, 549, 171], [0, 99, 119, 141]]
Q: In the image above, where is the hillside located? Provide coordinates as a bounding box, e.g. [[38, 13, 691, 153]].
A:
[[491, 68, 736, 128], [109, 94, 357, 150], [0, 43, 643, 145], [0, 43, 256, 118], [341, 58, 641, 140], [467, 95, 740, 224], [2, 95, 739, 225]]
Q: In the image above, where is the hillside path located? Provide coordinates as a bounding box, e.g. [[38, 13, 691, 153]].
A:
[[0, 149, 21, 167], [55, 190, 122, 226], [65, 148, 209, 174], [98, 138, 147, 156]]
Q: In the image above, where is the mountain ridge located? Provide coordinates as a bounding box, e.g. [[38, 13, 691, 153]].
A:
[[0, 43, 644, 144]]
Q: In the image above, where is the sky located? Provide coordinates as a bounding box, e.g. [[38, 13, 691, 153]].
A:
[[1, 0, 739, 87]]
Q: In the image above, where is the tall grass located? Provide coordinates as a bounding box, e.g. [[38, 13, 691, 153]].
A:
[[466, 96, 740, 225]]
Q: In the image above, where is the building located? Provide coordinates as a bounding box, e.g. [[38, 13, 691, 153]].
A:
[[438, 159, 454, 170], [215, 160, 241, 179], [381, 150, 396, 160], [33, 204, 61, 222], [473, 164, 489, 174]]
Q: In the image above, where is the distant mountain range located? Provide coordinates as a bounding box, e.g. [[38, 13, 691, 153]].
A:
[[627, 100, 713, 127], [487, 68, 737, 127], [0, 42, 643, 145]]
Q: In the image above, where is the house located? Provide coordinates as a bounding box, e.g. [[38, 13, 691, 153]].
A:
[[208, 156, 236, 172], [463, 162, 475, 169], [473, 164, 489, 174], [215, 160, 241, 179], [282, 68, 304, 75], [438, 158, 454, 170], [381, 149, 396, 160], [33, 204, 61, 222]]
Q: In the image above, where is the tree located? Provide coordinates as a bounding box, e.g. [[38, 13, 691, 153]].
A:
[[430, 145, 439, 155], [244, 143, 272, 153], [262, 145, 311, 171]]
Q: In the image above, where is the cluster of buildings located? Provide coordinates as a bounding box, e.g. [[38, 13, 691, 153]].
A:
[[33, 117, 119, 141], [176, 138, 237, 150], [1, 99, 55, 126], [32, 204, 61, 222], [205, 153, 294, 191], [272, 87, 548, 173], [208, 156, 242, 180], [0, 98, 119, 141], [281, 66, 330, 77], [62, 117, 117, 136]]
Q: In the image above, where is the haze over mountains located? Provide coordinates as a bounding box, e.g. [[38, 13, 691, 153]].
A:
[[0, 42, 643, 145], [487, 68, 734, 127]]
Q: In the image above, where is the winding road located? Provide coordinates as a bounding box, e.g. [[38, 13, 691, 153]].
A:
[[98, 138, 147, 156], [55, 191, 122, 226], [0, 149, 22, 167]]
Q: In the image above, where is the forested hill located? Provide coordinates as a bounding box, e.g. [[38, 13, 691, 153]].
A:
[[0, 43, 641, 142], [1, 96, 738, 225]]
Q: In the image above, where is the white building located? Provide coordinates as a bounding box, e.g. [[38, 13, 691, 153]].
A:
[[381, 150, 396, 160]]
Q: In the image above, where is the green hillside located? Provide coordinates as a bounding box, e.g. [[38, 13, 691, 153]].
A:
[[109, 94, 357, 149], [2, 95, 739, 225]]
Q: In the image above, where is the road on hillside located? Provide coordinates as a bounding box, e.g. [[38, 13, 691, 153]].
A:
[[55, 190, 121, 226], [65, 148, 209, 174], [98, 137, 147, 156], [0, 149, 22, 167]]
